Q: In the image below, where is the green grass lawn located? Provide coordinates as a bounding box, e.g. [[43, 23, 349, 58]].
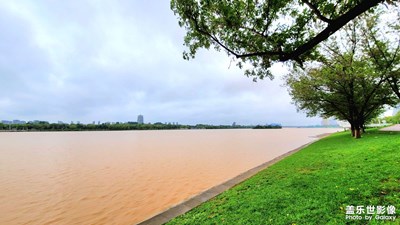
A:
[[166, 130, 400, 225]]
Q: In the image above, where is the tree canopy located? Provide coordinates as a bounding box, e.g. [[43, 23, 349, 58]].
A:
[[287, 59, 395, 137], [171, 0, 397, 80], [285, 20, 398, 138], [360, 9, 400, 99], [286, 55, 396, 138]]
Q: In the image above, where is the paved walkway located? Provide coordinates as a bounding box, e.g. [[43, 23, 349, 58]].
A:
[[380, 124, 400, 131]]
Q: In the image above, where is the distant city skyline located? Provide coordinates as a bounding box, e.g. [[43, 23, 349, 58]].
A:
[[0, 118, 289, 126], [2, 108, 396, 127]]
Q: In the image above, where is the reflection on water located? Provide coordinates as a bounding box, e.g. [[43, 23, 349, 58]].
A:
[[0, 128, 339, 224]]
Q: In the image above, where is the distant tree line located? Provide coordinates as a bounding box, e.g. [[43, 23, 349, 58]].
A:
[[0, 122, 280, 132], [0, 122, 186, 131], [253, 125, 282, 129]]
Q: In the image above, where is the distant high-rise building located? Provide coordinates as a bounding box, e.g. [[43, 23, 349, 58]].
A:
[[137, 115, 144, 124], [393, 104, 400, 116], [232, 122, 236, 127], [329, 119, 338, 126], [1, 120, 12, 124], [321, 118, 329, 127], [12, 120, 26, 124]]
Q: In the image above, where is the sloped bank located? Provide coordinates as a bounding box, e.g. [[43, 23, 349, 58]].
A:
[[137, 134, 331, 225], [163, 130, 400, 225]]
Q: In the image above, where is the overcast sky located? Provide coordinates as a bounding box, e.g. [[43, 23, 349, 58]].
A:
[[0, 1, 328, 126]]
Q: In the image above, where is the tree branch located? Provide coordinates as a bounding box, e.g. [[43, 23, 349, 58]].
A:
[[281, 0, 384, 61], [188, 0, 383, 63], [240, 26, 268, 38], [191, 15, 283, 58], [237, 0, 383, 61], [301, 0, 332, 24]]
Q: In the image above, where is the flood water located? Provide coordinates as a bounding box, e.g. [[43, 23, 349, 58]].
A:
[[0, 128, 339, 224]]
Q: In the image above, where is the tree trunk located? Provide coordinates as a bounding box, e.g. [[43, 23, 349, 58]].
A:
[[353, 122, 362, 139], [350, 124, 355, 137], [354, 128, 361, 139]]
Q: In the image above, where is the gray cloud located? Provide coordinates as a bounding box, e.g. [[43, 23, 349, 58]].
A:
[[0, 1, 321, 126]]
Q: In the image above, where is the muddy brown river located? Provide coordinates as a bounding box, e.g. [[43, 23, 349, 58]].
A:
[[0, 128, 340, 224]]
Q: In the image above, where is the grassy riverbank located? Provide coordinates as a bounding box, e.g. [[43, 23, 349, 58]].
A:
[[166, 130, 400, 224]]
